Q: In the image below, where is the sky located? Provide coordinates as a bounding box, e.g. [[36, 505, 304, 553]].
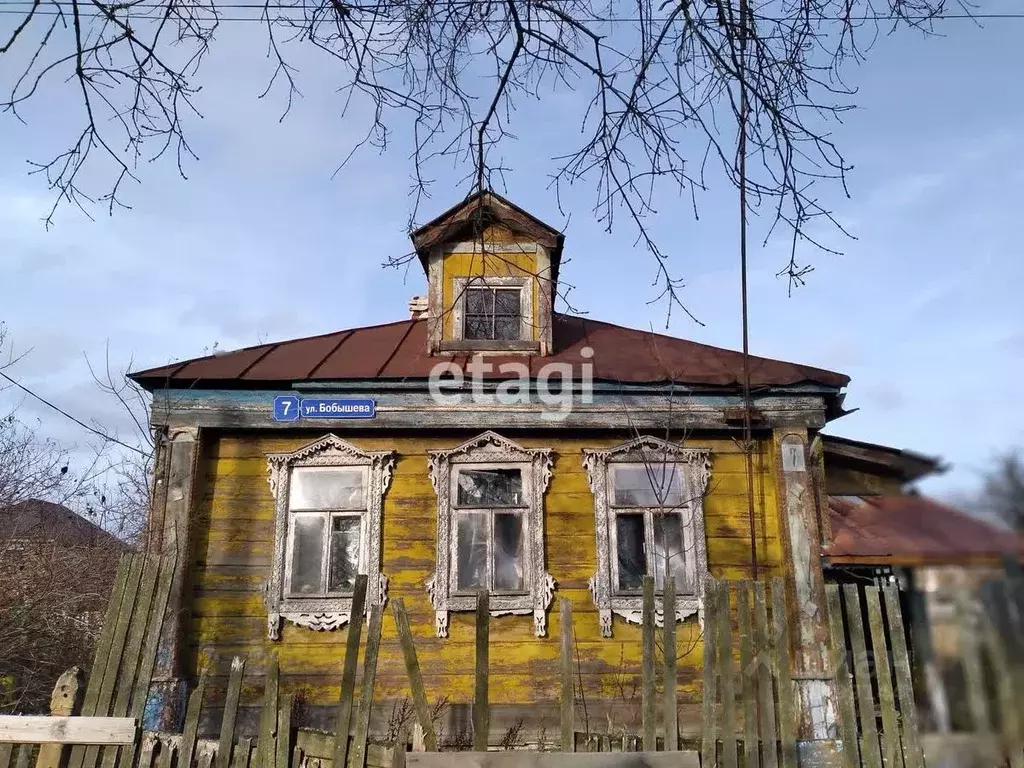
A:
[[1, 0, 1022, 507]]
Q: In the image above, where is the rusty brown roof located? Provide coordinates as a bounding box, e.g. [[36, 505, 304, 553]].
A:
[[129, 313, 850, 390], [826, 496, 1022, 566]]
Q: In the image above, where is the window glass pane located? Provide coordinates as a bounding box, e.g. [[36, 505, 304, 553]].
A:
[[456, 468, 524, 507], [290, 515, 325, 594], [290, 467, 365, 510], [465, 288, 491, 315], [464, 315, 492, 340], [653, 514, 686, 591], [493, 513, 524, 591], [493, 289, 520, 315], [611, 464, 684, 507], [457, 513, 488, 590], [328, 516, 361, 592], [615, 514, 646, 591], [494, 316, 521, 340]]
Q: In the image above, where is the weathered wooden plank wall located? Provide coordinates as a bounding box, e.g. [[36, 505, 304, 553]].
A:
[[188, 432, 784, 737]]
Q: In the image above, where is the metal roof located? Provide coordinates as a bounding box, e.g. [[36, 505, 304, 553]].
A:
[[129, 313, 850, 391], [826, 495, 1021, 566]]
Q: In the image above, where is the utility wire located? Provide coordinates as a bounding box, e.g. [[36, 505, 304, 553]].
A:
[[0, 369, 150, 457], [0, 4, 1020, 21]]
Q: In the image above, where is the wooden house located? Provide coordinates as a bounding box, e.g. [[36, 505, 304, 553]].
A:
[[131, 191, 877, 741]]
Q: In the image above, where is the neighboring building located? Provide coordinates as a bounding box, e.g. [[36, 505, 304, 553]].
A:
[[0, 499, 129, 712], [822, 486, 1021, 732], [131, 191, 949, 739]]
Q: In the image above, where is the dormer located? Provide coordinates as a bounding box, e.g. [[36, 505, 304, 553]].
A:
[[411, 191, 564, 356]]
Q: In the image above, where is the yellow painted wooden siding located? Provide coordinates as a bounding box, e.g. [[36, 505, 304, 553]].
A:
[[440, 224, 543, 340], [189, 432, 784, 713]]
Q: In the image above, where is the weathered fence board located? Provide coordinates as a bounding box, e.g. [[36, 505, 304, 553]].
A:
[[333, 575, 369, 768], [719, 581, 737, 768], [662, 580, 677, 753], [882, 585, 924, 768], [405, 753, 700, 768], [0, 718, 136, 746], [737, 583, 759, 768], [391, 598, 437, 752], [753, 582, 778, 768], [474, 591, 490, 753], [641, 578, 655, 751], [352, 605, 384, 768], [559, 598, 573, 753], [217, 657, 246, 768], [825, 586, 860, 768], [700, 578, 720, 768], [864, 588, 900, 768], [769, 580, 796, 768], [842, 584, 881, 768]]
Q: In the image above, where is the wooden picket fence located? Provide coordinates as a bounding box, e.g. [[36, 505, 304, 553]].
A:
[[5, 551, 1024, 767]]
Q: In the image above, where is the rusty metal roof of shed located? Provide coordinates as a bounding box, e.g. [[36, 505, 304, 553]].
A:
[[826, 496, 1022, 566], [130, 314, 850, 390]]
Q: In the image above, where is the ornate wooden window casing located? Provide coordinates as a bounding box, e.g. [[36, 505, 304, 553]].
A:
[[265, 435, 395, 640], [426, 431, 555, 638], [582, 436, 712, 637]]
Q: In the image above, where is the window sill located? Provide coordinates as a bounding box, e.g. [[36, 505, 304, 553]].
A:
[[439, 339, 540, 353]]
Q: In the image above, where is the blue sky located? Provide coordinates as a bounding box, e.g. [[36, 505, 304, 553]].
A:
[[1, 1, 1022, 504]]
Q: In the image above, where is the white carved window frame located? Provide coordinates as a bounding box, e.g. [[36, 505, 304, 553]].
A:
[[582, 436, 712, 637], [426, 431, 555, 638], [265, 434, 395, 640], [450, 276, 533, 342]]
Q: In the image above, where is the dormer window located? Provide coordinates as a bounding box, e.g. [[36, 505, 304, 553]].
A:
[[410, 191, 563, 355], [464, 286, 523, 341]]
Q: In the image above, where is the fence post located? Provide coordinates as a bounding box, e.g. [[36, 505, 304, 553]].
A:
[[864, 588, 899, 768], [825, 586, 859, 768], [333, 575, 369, 768], [842, 584, 881, 768], [391, 599, 437, 751], [719, 581, 737, 768], [641, 577, 656, 751], [352, 605, 384, 768], [770, 580, 796, 768], [559, 598, 574, 753], [35, 668, 84, 768], [217, 657, 247, 768], [700, 578, 720, 768], [737, 583, 758, 768], [254, 655, 279, 768], [473, 591, 490, 752], [754, 582, 778, 768], [663, 580, 678, 752]]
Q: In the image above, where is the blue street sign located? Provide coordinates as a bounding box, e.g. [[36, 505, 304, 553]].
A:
[[299, 398, 376, 419], [273, 395, 300, 422]]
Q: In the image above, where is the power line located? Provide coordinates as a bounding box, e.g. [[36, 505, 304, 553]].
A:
[[0, 3, 1020, 22], [0, 369, 150, 457]]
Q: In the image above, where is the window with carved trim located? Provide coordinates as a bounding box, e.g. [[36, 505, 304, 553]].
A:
[[583, 437, 712, 637], [265, 435, 395, 640], [426, 432, 555, 638]]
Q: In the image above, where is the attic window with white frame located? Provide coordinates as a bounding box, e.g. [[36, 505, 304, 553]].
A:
[[265, 435, 395, 640], [583, 436, 712, 637], [426, 432, 556, 638]]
